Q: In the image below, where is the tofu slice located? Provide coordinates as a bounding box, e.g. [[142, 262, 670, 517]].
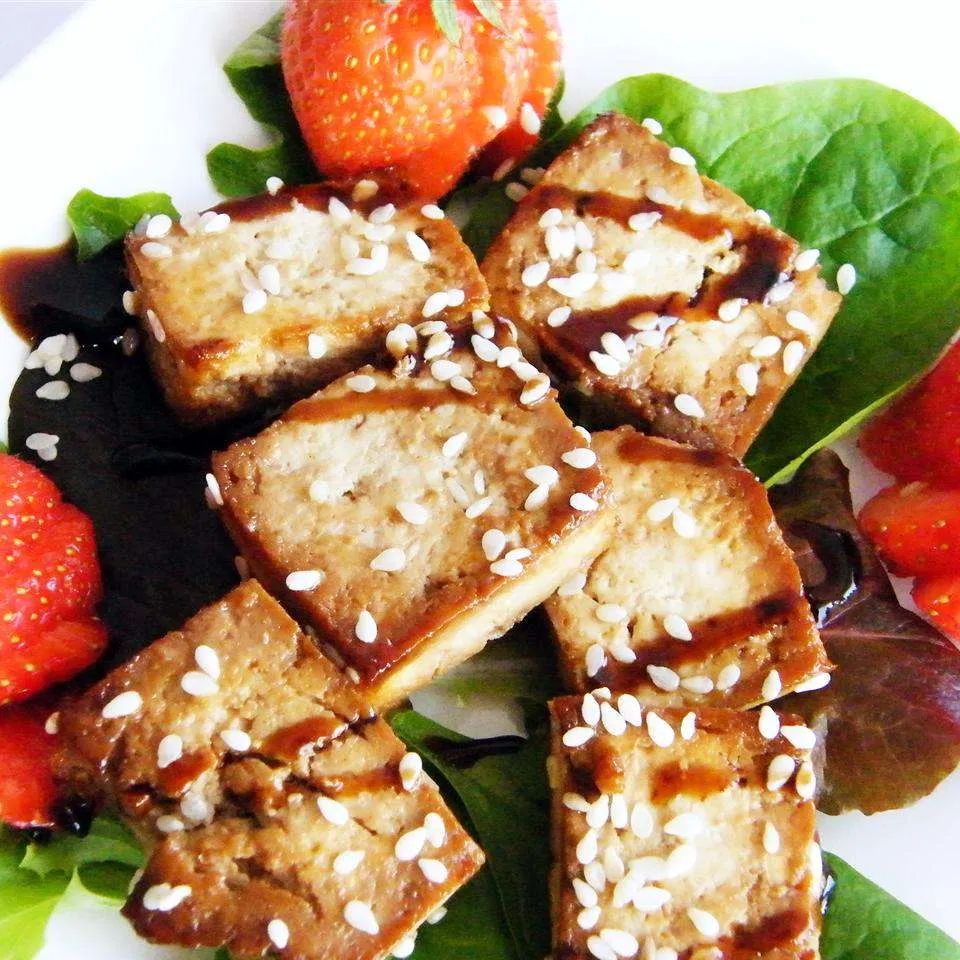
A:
[[126, 181, 488, 426], [481, 113, 842, 457], [548, 697, 823, 960], [54, 580, 484, 960], [211, 317, 614, 709], [545, 427, 829, 708]]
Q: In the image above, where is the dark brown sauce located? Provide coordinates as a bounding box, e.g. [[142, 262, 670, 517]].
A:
[[425, 734, 527, 769], [317, 764, 401, 796], [727, 908, 810, 954], [157, 749, 217, 797], [616, 429, 731, 468], [597, 590, 801, 689], [261, 715, 348, 762], [650, 761, 733, 804]]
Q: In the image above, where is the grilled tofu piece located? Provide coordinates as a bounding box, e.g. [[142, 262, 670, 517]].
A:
[[548, 697, 823, 960], [125, 181, 488, 426], [481, 113, 842, 457], [545, 427, 829, 708], [54, 580, 484, 960], [211, 317, 614, 709]]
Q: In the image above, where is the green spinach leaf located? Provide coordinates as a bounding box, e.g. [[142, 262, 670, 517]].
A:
[[20, 815, 143, 880], [66, 189, 178, 260], [464, 75, 960, 481], [206, 12, 317, 197], [822, 853, 960, 960]]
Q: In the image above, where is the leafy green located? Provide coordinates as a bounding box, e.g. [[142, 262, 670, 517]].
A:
[[822, 854, 960, 960], [463, 74, 960, 481], [391, 708, 551, 960], [206, 12, 317, 197], [66, 189, 178, 260], [20, 816, 142, 880]]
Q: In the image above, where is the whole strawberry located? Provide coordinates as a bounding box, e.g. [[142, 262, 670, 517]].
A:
[[281, 0, 561, 199]]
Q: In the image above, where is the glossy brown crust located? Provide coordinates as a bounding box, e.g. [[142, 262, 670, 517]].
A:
[[548, 701, 822, 960], [545, 427, 830, 707], [54, 581, 484, 960], [211, 323, 612, 706], [481, 113, 842, 458], [125, 179, 488, 427]]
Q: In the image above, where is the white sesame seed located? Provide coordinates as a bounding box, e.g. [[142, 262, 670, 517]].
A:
[[781, 724, 817, 750], [69, 362, 102, 383], [480, 104, 509, 130], [749, 335, 782, 360], [423, 811, 445, 847], [317, 795, 350, 826], [632, 887, 671, 912], [258, 263, 282, 296], [671, 509, 698, 539], [794, 671, 831, 692], [716, 664, 741, 691], [573, 877, 598, 908], [180, 791, 212, 823], [267, 918, 289, 949], [140, 241, 172, 260], [36, 380, 69, 401], [575, 251, 598, 274], [429, 359, 460, 382], [521, 260, 550, 288], [25, 432, 58, 452], [557, 571, 587, 597], [424, 331, 454, 362], [647, 665, 680, 692], [195, 644, 221, 680], [763, 822, 781, 854], [586, 797, 609, 830], [368, 203, 397, 225], [220, 728, 251, 753], [341, 235, 362, 260], [395, 827, 427, 862], [600, 702, 627, 736], [398, 751, 423, 792], [785, 310, 815, 336], [837, 262, 857, 294], [572, 221, 595, 252], [370, 547, 406, 572], [286, 570, 324, 592], [570, 492, 600, 513], [782, 339, 805, 375], [576, 829, 599, 865], [598, 334, 629, 367], [794, 248, 819, 272], [662, 613, 692, 641], [332, 850, 365, 878], [156, 734, 183, 770], [420, 857, 450, 884], [758, 704, 781, 740], [346, 374, 376, 393], [144, 214, 173, 240], [585, 644, 606, 678], [545, 224, 577, 260], [181, 671, 218, 697], [630, 802, 654, 839], [680, 675, 713, 694], [466, 496, 493, 518], [419, 205, 445, 223], [421, 291, 449, 318], [563, 792, 591, 813], [644, 498, 677, 524], [558, 449, 596, 472], [156, 815, 184, 834], [680, 712, 696, 740], [539, 207, 563, 229], [766, 280, 795, 304], [301, 333, 328, 362], [426, 906, 447, 925], [795, 760, 816, 800], [446, 478, 470, 506], [579, 693, 601, 728], [664, 812, 704, 841], [563, 726, 596, 749], [668, 146, 696, 167], [328, 196, 352, 222], [600, 929, 639, 958], [490, 557, 524, 577], [688, 908, 720, 939], [122, 290, 138, 315], [519, 101, 542, 136], [646, 711, 674, 747], [142, 309, 164, 343], [143, 883, 191, 912], [453, 375, 476, 396], [673, 393, 704, 418], [102, 690, 142, 719], [641, 117, 663, 134], [201, 212, 231, 234], [596, 604, 627, 624], [736, 362, 760, 397], [242, 288, 268, 314], [589, 351, 621, 378], [543, 307, 572, 333], [352, 179, 379, 201], [36, 444, 58, 462], [522, 485, 547, 511], [355, 610, 377, 644], [754, 208, 772, 224], [767, 754, 796, 790], [505, 182, 529, 202], [476, 529, 506, 563], [523, 464, 558, 487], [394, 501, 427, 527], [762, 669, 783, 701], [344, 901, 379, 935], [440, 432, 467, 459], [520, 374, 551, 405]]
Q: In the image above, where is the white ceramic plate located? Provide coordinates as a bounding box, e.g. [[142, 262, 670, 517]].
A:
[[0, 1, 955, 955]]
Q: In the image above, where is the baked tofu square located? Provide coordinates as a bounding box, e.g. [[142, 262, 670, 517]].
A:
[[55, 580, 484, 960], [545, 427, 829, 708], [125, 181, 488, 426], [481, 113, 842, 457], [211, 317, 614, 708], [548, 698, 823, 960]]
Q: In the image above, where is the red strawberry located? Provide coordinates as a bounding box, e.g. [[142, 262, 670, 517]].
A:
[[0, 700, 59, 828], [281, 0, 561, 199], [860, 340, 960, 486], [912, 575, 960, 650], [0, 454, 107, 705], [858, 483, 960, 578]]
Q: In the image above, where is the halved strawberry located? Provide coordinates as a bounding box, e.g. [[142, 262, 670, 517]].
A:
[[0, 453, 61, 558], [858, 483, 960, 578], [912, 575, 960, 650], [0, 700, 59, 828]]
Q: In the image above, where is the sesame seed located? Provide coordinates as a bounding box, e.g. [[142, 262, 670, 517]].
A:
[[122, 290, 138, 314], [505, 182, 529, 202], [144, 214, 172, 240], [795, 760, 816, 799], [763, 822, 781, 854], [644, 498, 677, 524], [680, 675, 713, 694], [522, 260, 550, 287], [545, 224, 577, 260], [466, 496, 493, 518], [622, 250, 650, 274], [767, 754, 796, 791], [563, 726, 596, 749], [36, 380, 69, 401], [328, 197, 352, 222], [663, 813, 703, 841], [156, 734, 183, 770], [646, 711, 674, 747], [181, 671, 218, 697], [156, 815, 184, 834], [781, 724, 816, 750], [195, 644, 220, 680], [286, 570, 323, 592], [594, 603, 625, 625], [600, 332, 631, 366], [576, 829, 599, 865], [716, 664, 741, 691], [490, 556, 524, 578], [340, 235, 361, 260], [680, 711, 696, 740], [420, 204, 445, 223], [421, 291, 449, 318], [601, 702, 627, 736], [355, 610, 377, 644], [428, 358, 459, 382], [600, 929, 639, 958], [663, 613, 692, 641], [762, 669, 783, 701], [352, 179, 379, 201], [398, 751, 423, 792], [794, 248, 820, 271], [758, 705, 780, 740], [264, 175, 285, 195], [258, 263, 281, 295], [519, 101, 542, 136], [585, 644, 606, 678], [346, 374, 376, 393], [750, 335, 782, 359], [346, 248, 388, 275], [102, 690, 142, 719], [627, 803, 653, 840], [441, 432, 468, 459], [641, 117, 663, 134], [393, 937, 416, 960], [201, 212, 231, 233], [555, 571, 586, 598], [766, 281, 794, 304], [426, 906, 447, 925], [481, 104, 509, 129], [343, 901, 379, 935], [419, 858, 448, 883], [333, 849, 366, 878], [317, 795, 350, 826], [669, 146, 696, 167], [794, 671, 831, 692], [539, 207, 563, 230], [396, 501, 428, 526], [370, 547, 406, 572], [673, 393, 705, 418], [688, 908, 720, 939], [424, 331, 454, 361], [424, 811, 445, 847], [69, 362, 102, 383], [563, 792, 591, 813], [520, 374, 551, 405], [575, 251, 598, 274], [143, 883, 191, 912], [268, 918, 289, 949], [607, 794, 628, 831], [579, 693, 601, 728], [220, 728, 251, 752], [369, 203, 396, 225], [755, 208, 772, 224], [242, 288, 268, 314], [395, 826, 427, 862], [548, 272, 597, 298], [303, 332, 329, 361], [671, 509, 697, 539], [837, 263, 857, 294], [180, 791, 212, 823], [519, 484, 547, 511], [453, 373, 476, 394], [25, 432, 58, 453], [399, 231, 431, 265], [143, 309, 165, 343], [140, 241, 172, 260], [783, 339, 805, 375], [570, 492, 600, 513], [647, 665, 680, 692], [633, 887, 671, 912], [573, 877, 598, 908], [589, 351, 621, 377], [736, 362, 760, 397], [608, 696, 639, 729], [574, 220, 595, 251]]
